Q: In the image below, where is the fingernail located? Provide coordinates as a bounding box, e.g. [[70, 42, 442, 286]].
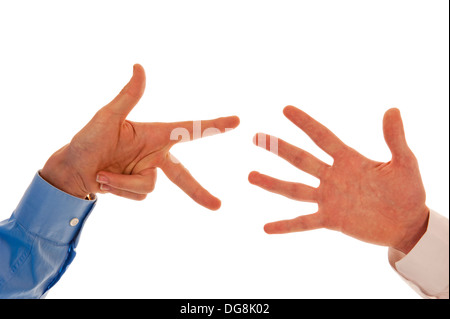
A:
[[97, 174, 109, 184], [100, 184, 111, 191]]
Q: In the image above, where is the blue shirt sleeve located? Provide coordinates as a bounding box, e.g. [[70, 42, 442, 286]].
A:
[[0, 172, 96, 299]]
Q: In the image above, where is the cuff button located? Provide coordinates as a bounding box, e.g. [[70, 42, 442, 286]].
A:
[[70, 218, 80, 227]]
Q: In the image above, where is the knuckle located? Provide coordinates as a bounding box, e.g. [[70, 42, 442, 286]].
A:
[[190, 187, 203, 201], [144, 182, 156, 194], [289, 183, 299, 196], [292, 156, 304, 168]]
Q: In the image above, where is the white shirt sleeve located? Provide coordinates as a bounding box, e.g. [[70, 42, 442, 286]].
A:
[[388, 210, 449, 299]]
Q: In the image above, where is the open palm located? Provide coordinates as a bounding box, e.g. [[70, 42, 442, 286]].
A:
[[249, 106, 429, 254]]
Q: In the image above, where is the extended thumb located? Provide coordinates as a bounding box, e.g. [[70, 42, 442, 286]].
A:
[[383, 108, 410, 159], [104, 64, 146, 120]]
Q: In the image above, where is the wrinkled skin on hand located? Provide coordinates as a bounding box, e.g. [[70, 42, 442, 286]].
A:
[[42, 64, 240, 210], [249, 106, 429, 254]]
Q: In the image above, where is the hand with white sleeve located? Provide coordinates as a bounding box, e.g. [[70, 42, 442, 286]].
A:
[[249, 106, 429, 254]]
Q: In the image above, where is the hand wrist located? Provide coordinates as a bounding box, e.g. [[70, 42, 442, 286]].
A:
[[394, 209, 430, 254], [41, 145, 90, 199]]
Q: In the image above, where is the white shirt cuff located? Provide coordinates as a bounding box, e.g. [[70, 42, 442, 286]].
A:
[[388, 210, 449, 299]]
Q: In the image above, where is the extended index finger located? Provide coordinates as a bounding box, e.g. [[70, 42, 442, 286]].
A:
[[166, 116, 240, 143], [283, 106, 347, 158]]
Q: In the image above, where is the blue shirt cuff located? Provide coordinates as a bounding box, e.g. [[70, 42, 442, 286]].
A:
[[12, 172, 96, 246]]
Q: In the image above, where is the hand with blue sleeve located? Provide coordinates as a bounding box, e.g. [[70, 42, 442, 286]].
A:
[[41, 64, 240, 209], [0, 64, 239, 298]]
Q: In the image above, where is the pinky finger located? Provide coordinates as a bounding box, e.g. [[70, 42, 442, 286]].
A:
[[264, 213, 323, 234]]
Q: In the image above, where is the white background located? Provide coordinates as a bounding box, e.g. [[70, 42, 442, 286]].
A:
[[0, 0, 448, 299]]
